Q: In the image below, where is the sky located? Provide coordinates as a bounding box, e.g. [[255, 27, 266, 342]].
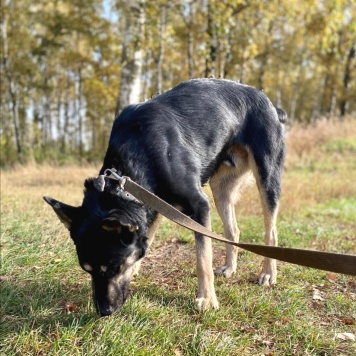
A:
[[102, 0, 119, 23]]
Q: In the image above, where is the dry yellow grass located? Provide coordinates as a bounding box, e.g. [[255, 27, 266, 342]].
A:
[[285, 118, 356, 166], [1, 164, 99, 207], [281, 118, 356, 213], [231, 118, 356, 217], [1, 118, 355, 218]]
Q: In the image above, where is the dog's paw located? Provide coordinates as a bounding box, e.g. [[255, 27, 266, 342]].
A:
[[195, 296, 219, 311], [259, 259, 277, 286], [258, 272, 276, 286], [215, 265, 236, 278], [131, 260, 142, 277]]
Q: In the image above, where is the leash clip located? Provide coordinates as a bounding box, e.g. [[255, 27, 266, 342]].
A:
[[104, 168, 129, 190]]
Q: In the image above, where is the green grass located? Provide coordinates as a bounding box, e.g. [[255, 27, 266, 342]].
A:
[[1, 132, 356, 355], [322, 139, 356, 154]]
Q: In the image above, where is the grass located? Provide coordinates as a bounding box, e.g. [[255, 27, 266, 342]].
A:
[[1, 119, 356, 355]]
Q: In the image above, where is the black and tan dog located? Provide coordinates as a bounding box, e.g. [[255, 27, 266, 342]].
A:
[[44, 79, 286, 316]]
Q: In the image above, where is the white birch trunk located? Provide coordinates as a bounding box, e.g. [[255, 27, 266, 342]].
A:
[[116, 0, 146, 115]]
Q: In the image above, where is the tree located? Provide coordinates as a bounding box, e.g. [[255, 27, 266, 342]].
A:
[[1, 1, 23, 162], [1, 0, 355, 166], [116, 0, 146, 114]]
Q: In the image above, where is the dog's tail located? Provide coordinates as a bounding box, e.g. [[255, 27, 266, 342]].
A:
[[275, 107, 287, 124]]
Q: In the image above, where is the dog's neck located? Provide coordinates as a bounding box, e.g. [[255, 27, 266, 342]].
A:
[[93, 165, 159, 230]]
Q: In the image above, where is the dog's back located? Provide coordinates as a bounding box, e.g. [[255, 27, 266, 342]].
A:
[[103, 79, 285, 188]]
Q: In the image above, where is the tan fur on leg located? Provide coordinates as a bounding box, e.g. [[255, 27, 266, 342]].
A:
[[258, 207, 279, 285], [194, 200, 219, 310], [132, 214, 162, 277], [210, 146, 252, 278], [249, 155, 279, 286]]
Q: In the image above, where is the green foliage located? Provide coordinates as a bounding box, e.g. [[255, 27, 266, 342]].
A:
[[1, 0, 355, 166]]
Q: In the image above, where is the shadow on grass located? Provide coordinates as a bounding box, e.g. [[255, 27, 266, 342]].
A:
[[1, 271, 199, 337], [131, 284, 195, 313], [0, 277, 96, 338]]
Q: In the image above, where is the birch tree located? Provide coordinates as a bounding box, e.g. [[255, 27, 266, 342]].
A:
[[116, 0, 146, 114], [1, 2, 23, 162]]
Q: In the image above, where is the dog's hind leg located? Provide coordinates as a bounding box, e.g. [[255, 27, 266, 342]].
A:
[[250, 146, 285, 286], [210, 146, 251, 278]]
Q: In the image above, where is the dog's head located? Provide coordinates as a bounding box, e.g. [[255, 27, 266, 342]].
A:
[[44, 178, 149, 316]]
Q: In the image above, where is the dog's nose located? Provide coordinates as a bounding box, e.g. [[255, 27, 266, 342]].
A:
[[99, 306, 115, 317]]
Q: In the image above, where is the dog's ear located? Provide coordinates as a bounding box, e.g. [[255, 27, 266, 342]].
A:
[[102, 217, 122, 233], [102, 214, 139, 234], [43, 196, 81, 230]]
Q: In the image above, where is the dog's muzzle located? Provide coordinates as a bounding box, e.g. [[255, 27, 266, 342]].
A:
[[92, 276, 130, 317]]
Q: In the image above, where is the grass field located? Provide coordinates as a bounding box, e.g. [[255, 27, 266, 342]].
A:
[[1, 119, 356, 355]]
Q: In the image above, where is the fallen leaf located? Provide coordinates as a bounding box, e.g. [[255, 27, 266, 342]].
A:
[[47, 332, 60, 339], [326, 273, 336, 283], [337, 286, 348, 293], [63, 302, 78, 314], [312, 302, 324, 311], [348, 281, 356, 291], [54, 259, 62, 263], [312, 288, 325, 301], [281, 317, 291, 325], [240, 326, 256, 333], [336, 332, 355, 341], [340, 318, 355, 325]]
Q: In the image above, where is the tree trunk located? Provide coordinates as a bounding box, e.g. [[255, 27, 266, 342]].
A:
[[62, 74, 71, 152], [187, 1, 195, 78], [311, 76, 327, 122], [328, 85, 337, 118], [157, 5, 166, 94], [42, 65, 52, 145], [257, 22, 273, 90], [178, 1, 196, 78], [116, 0, 146, 115], [205, 0, 218, 77], [339, 41, 355, 117], [276, 64, 282, 109], [257, 51, 268, 90], [77, 60, 84, 161], [142, 48, 152, 101], [1, 4, 23, 162]]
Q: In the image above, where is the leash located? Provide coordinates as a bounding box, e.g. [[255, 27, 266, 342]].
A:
[[97, 169, 356, 276]]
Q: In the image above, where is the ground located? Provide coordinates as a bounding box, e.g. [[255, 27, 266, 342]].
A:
[[1, 119, 355, 355]]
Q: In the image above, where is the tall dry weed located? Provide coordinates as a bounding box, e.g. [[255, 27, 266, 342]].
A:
[[1, 163, 99, 209], [1, 118, 355, 215], [285, 117, 356, 167]]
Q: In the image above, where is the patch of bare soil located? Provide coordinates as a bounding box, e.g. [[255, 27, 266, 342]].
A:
[[140, 239, 226, 288]]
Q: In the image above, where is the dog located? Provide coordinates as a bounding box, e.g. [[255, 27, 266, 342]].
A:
[[44, 78, 286, 316]]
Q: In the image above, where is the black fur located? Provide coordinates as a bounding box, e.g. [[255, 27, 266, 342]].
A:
[[44, 78, 286, 316]]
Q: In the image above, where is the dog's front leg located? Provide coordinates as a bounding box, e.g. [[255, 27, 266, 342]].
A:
[[193, 197, 219, 310], [195, 233, 219, 310], [132, 214, 162, 277]]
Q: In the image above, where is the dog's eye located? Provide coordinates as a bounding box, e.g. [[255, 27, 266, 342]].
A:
[[105, 268, 120, 278], [82, 263, 93, 272]]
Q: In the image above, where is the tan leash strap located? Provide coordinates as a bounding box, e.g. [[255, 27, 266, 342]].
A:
[[103, 170, 356, 276]]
